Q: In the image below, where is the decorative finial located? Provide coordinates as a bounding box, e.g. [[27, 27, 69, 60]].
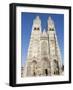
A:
[[48, 16, 55, 29]]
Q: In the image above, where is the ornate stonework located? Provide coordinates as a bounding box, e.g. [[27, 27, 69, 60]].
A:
[[22, 16, 63, 77]]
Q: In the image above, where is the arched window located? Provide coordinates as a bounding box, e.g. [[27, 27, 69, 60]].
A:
[[49, 28, 54, 31], [31, 60, 37, 76], [42, 57, 51, 76], [34, 27, 36, 30], [34, 27, 40, 30], [53, 60, 59, 75], [37, 27, 39, 30]]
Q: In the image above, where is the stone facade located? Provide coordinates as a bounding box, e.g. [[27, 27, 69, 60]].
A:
[[22, 16, 63, 77]]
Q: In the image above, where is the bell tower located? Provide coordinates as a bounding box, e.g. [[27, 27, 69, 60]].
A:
[[23, 16, 41, 76], [47, 16, 62, 75]]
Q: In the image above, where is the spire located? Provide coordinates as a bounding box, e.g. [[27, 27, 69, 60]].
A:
[[32, 16, 41, 31], [33, 16, 41, 25], [48, 16, 55, 30]]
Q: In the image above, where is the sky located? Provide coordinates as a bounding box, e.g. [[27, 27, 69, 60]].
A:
[[21, 12, 64, 66]]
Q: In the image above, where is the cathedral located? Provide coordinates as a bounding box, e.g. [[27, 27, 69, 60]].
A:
[[22, 16, 63, 77]]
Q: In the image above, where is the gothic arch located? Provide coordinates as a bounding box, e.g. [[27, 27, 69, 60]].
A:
[[53, 59, 59, 75], [42, 57, 51, 76], [32, 60, 37, 64], [30, 60, 37, 76]]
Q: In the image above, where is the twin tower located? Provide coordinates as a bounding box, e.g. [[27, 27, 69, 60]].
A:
[[23, 16, 63, 77]]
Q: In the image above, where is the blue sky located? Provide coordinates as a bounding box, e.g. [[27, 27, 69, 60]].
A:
[[21, 12, 64, 66]]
